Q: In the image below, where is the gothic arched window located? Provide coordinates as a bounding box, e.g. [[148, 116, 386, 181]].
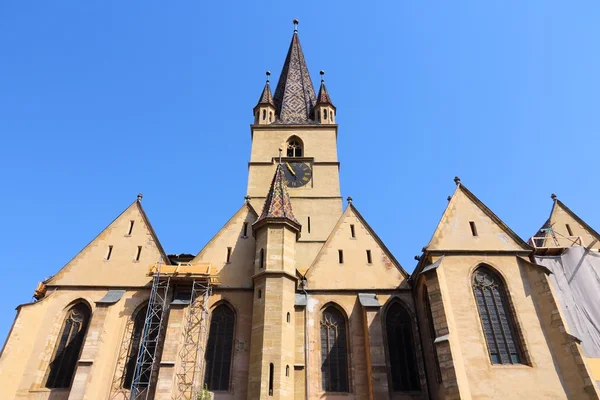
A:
[[320, 306, 349, 392], [385, 302, 420, 392], [45, 302, 91, 388], [286, 136, 303, 158], [122, 305, 148, 389], [472, 266, 523, 364], [204, 304, 235, 391]]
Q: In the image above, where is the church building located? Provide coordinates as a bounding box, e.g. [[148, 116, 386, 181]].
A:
[[1, 21, 600, 400]]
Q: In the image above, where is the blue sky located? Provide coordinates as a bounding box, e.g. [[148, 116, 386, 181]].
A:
[[1, 1, 599, 343]]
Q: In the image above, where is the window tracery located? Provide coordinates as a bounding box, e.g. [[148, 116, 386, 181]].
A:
[[472, 266, 523, 364], [45, 303, 91, 388], [320, 306, 349, 392], [204, 304, 235, 391]]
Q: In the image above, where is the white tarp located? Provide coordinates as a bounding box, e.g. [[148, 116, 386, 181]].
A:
[[535, 246, 600, 358]]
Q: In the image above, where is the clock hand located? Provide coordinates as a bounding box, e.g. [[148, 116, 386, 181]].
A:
[[285, 162, 296, 177]]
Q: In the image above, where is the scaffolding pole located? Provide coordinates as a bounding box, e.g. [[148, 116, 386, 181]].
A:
[[174, 279, 212, 400], [130, 265, 171, 400]]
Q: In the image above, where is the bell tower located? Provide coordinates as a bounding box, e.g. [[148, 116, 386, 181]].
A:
[[246, 20, 342, 271]]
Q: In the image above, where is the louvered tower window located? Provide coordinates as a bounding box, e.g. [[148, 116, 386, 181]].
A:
[[122, 305, 148, 389], [45, 303, 91, 388], [472, 266, 523, 364], [385, 302, 420, 392], [204, 304, 235, 391], [320, 306, 349, 392]]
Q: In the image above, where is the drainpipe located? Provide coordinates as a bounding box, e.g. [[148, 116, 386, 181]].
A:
[[301, 278, 310, 400]]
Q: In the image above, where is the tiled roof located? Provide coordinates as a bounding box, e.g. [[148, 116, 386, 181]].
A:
[[255, 80, 275, 109], [316, 80, 334, 107], [254, 164, 300, 229], [273, 31, 317, 124]]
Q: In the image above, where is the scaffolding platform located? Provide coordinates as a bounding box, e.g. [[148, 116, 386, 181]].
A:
[[147, 262, 221, 285]]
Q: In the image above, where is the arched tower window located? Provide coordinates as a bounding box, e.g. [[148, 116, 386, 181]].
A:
[[122, 304, 148, 389], [385, 301, 420, 392], [472, 266, 523, 364], [204, 304, 235, 391], [320, 306, 349, 392], [286, 136, 303, 158], [45, 302, 91, 388]]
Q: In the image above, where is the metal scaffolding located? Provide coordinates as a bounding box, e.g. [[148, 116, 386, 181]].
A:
[[174, 279, 212, 400], [130, 266, 171, 400], [127, 262, 218, 400]]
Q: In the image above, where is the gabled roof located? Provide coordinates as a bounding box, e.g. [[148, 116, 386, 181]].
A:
[[273, 27, 317, 124], [253, 164, 301, 231], [304, 203, 409, 280], [423, 180, 532, 253], [535, 196, 600, 243], [194, 202, 258, 259], [45, 195, 169, 286]]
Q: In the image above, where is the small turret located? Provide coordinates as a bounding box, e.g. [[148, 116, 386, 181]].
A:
[[254, 71, 276, 125], [314, 70, 336, 124]]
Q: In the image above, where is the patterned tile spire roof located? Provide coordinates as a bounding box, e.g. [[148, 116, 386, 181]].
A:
[[316, 71, 334, 108], [254, 163, 301, 231], [254, 71, 275, 110], [273, 20, 317, 124]]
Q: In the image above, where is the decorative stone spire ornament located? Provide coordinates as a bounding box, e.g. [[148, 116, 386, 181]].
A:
[[137, 193, 143, 202]]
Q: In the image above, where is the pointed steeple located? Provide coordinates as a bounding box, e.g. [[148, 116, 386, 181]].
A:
[[273, 20, 317, 124], [314, 70, 336, 124], [253, 163, 301, 232], [254, 71, 276, 124], [316, 71, 334, 107], [255, 71, 275, 108]]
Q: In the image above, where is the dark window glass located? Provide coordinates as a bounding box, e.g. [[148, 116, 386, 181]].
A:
[[45, 303, 91, 388], [320, 307, 349, 392], [122, 305, 148, 389], [204, 305, 235, 390], [269, 363, 274, 396], [472, 267, 523, 364], [386, 302, 420, 391]]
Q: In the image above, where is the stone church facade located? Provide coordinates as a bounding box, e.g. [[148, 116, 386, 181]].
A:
[[1, 22, 600, 400]]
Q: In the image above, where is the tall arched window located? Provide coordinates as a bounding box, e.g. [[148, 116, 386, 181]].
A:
[[45, 302, 91, 388], [205, 304, 235, 391], [385, 302, 420, 392], [122, 305, 148, 389], [320, 306, 349, 392], [286, 136, 303, 158], [472, 266, 523, 364]]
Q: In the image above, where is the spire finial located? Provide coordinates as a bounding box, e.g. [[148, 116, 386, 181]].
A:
[[293, 19, 299, 32], [245, 195, 251, 204], [551, 193, 557, 201], [320, 70, 325, 82], [137, 193, 143, 202], [266, 70, 270, 83], [347, 196, 353, 204], [454, 176, 461, 185]]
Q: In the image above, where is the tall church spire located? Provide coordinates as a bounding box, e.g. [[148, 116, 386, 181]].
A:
[[273, 19, 317, 124], [253, 163, 301, 232]]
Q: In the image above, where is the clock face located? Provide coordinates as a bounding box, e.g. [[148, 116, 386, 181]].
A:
[[282, 162, 312, 188]]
